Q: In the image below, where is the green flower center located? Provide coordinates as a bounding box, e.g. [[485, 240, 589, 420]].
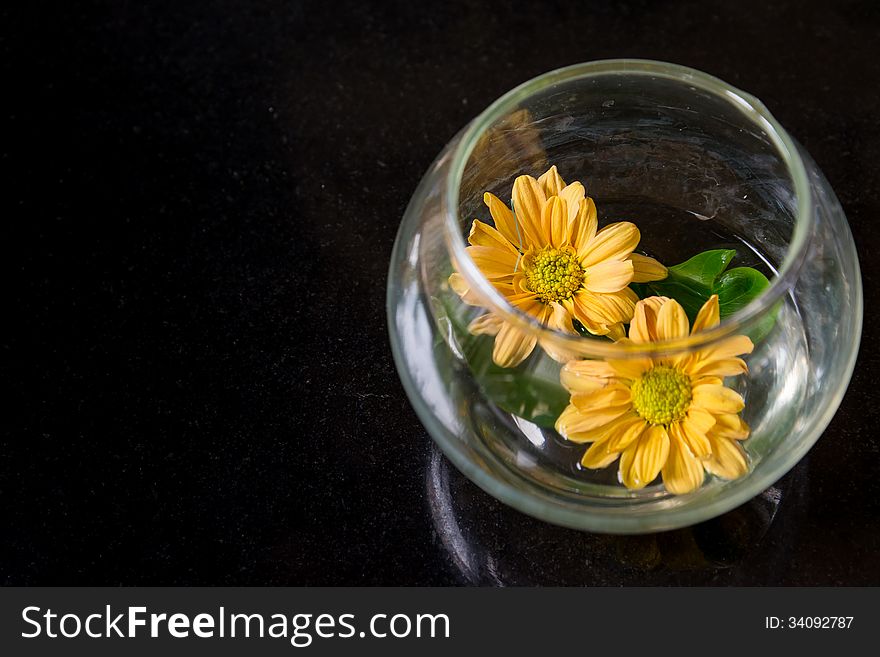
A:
[[631, 366, 692, 425], [524, 247, 584, 303]]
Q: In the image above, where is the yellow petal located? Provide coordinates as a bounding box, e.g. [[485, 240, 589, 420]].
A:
[[572, 288, 637, 329], [542, 195, 570, 248], [607, 358, 652, 380], [641, 295, 670, 314], [581, 439, 622, 469], [583, 259, 634, 293], [628, 296, 670, 343], [581, 221, 640, 268], [692, 384, 745, 414], [606, 322, 626, 341], [691, 294, 720, 333], [571, 385, 632, 412], [606, 339, 653, 379], [655, 299, 690, 341], [511, 175, 548, 247], [664, 352, 695, 372], [512, 301, 547, 328], [570, 290, 608, 324], [556, 401, 630, 435], [628, 253, 668, 283], [448, 272, 481, 305], [482, 193, 524, 248], [566, 297, 621, 338], [599, 287, 639, 319], [628, 301, 654, 343], [492, 322, 537, 367], [560, 359, 619, 394], [468, 313, 502, 336], [672, 417, 711, 459], [572, 198, 598, 257], [691, 375, 723, 388], [539, 303, 582, 363], [703, 434, 749, 480], [536, 165, 566, 196], [509, 274, 535, 297], [562, 358, 618, 380], [621, 424, 670, 489], [555, 404, 585, 440], [605, 417, 649, 452], [573, 315, 612, 337], [563, 411, 638, 445], [662, 432, 705, 494], [466, 245, 518, 279], [532, 300, 552, 325], [618, 442, 638, 488], [697, 335, 755, 363], [686, 407, 716, 434], [559, 375, 605, 395], [691, 357, 749, 377], [448, 272, 468, 295], [559, 182, 585, 223], [710, 413, 750, 440], [545, 301, 576, 333], [468, 219, 519, 254], [507, 295, 547, 323]]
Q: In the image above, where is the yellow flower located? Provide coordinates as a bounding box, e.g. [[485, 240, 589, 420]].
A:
[[449, 166, 667, 368], [556, 295, 754, 495]]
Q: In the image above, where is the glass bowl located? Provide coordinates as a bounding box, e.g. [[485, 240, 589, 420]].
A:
[[387, 60, 862, 533]]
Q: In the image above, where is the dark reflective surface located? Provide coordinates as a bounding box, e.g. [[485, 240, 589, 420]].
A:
[[427, 445, 806, 586], [4, 0, 879, 584]]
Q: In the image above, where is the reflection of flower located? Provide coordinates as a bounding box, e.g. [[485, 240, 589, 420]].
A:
[[464, 109, 548, 194], [449, 166, 666, 368], [556, 295, 753, 494]]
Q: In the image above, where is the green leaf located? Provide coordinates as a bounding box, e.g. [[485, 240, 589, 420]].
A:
[[631, 250, 772, 330], [635, 279, 710, 321], [666, 249, 737, 295], [715, 267, 771, 316], [715, 267, 775, 343], [438, 298, 569, 429]]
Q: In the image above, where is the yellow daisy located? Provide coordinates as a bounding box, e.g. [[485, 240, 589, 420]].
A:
[[555, 294, 753, 494], [449, 166, 667, 368]]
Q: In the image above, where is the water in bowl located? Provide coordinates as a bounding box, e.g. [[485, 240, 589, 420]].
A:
[[455, 200, 810, 496]]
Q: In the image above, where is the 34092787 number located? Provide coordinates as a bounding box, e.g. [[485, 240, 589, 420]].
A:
[[765, 617, 854, 629]]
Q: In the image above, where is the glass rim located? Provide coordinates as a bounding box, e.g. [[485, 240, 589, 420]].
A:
[[443, 59, 814, 356]]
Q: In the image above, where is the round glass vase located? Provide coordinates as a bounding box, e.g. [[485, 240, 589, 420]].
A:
[[387, 60, 862, 534]]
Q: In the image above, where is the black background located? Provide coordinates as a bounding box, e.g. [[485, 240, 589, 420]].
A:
[[3, 0, 878, 585]]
